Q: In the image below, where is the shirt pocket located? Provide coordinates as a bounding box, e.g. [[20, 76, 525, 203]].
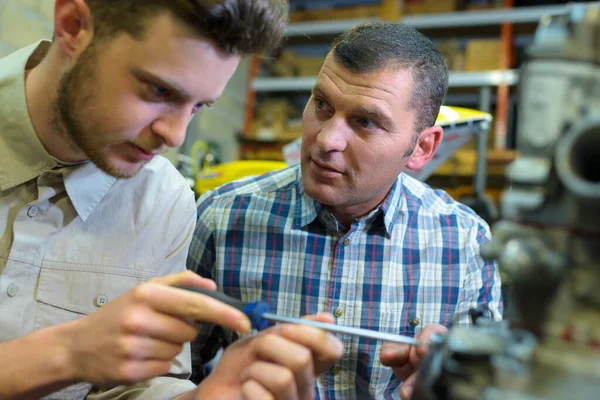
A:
[[368, 308, 454, 397], [367, 311, 407, 399], [34, 263, 155, 330]]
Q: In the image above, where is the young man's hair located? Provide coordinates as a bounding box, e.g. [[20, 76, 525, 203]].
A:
[[84, 0, 288, 55], [330, 21, 448, 135]]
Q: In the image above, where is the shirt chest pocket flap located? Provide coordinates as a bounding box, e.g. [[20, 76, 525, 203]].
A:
[[35, 264, 155, 328]]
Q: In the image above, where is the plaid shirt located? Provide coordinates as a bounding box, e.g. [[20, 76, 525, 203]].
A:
[[187, 165, 502, 400]]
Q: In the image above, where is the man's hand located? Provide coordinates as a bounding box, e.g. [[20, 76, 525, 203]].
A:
[[380, 324, 447, 400], [194, 314, 344, 400], [62, 271, 251, 386]]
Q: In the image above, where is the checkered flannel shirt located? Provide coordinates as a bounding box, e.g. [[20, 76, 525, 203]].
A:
[[187, 165, 502, 400]]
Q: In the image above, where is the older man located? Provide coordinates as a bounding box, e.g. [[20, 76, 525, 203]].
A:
[[0, 1, 343, 399], [189, 21, 502, 400]]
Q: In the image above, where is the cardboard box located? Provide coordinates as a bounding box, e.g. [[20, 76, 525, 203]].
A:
[[268, 50, 324, 77], [405, 0, 458, 15], [247, 99, 303, 142], [464, 0, 502, 11], [290, 5, 381, 23], [436, 40, 465, 71], [464, 39, 502, 71]]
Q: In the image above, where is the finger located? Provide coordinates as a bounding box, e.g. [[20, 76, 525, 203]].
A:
[[241, 379, 276, 400], [253, 334, 313, 399], [380, 342, 411, 367], [119, 307, 199, 343], [391, 363, 416, 383], [399, 373, 417, 400], [150, 270, 217, 290], [278, 320, 343, 375], [119, 335, 184, 361], [133, 283, 251, 333], [243, 362, 299, 400], [414, 324, 447, 359]]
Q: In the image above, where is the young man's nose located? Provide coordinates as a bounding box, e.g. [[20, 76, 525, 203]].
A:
[[151, 111, 190, 148]]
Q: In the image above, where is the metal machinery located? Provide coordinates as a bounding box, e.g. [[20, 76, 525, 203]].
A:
[[413, 4, 600, 399]]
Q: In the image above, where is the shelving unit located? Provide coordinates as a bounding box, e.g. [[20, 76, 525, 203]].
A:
[[241, 1, 594, 214], [283, 3, 583, 36], [252, 70, 520, 92], [249, 2, 594, 137], [247, 2, 596, 136]]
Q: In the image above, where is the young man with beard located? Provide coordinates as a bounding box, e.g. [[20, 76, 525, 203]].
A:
[[189, 22, 503, 399], [0, 0, 344, 399]]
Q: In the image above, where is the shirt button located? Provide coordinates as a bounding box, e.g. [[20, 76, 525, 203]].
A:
[[95, 294, 109, 307], [7, 283, 19, 297], [343, 238, 350, 246], [333, 308, 344, 318], [409, 317, 421, 327], [27, 206, 39, 218], [331, 366, 341, 375]]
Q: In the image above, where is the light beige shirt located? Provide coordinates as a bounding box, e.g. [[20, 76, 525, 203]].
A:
[[0, 42, 197, 399]]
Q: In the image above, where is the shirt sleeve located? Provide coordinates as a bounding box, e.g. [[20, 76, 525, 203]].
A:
[[185, 191, 230, 383], [89, 185, 199, 399], [86, 377, 196, 400], [453, 219, 504, 326], [187, 190, 217, 277]]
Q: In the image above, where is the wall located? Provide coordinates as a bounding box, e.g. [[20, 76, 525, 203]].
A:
[[0, 0, 54, 57], [188, 57, 249, 164]]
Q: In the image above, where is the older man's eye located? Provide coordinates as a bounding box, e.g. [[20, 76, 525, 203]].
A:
[[357, 118, 378, 130]]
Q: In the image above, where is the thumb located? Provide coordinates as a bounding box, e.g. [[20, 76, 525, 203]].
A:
[[380, 341, 411, 367], [415, 324, 447, 358]]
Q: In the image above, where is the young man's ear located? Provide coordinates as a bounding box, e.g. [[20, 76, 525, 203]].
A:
[[53, 0, 94, 59], [405, 125, 443, 171]]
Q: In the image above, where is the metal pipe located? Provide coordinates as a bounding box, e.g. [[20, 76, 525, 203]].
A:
[[263, 313, 423, 346]]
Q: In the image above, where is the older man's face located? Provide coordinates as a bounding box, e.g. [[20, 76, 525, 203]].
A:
[[301, 54, 419, 220]]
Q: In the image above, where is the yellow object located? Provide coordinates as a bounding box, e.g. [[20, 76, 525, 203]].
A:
[[435, 105, 491, 126], [195, 160, 288, 196]]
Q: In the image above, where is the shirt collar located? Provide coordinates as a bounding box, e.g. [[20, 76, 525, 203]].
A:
[[293, 167, 406, 235], [378, 175, 406, 236], [0, 40, 116, 221], [293, 167, 322, 229], [63, 163, 116, 222]]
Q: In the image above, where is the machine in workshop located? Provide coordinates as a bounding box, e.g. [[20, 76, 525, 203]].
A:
[[413, 4, 600, 399]]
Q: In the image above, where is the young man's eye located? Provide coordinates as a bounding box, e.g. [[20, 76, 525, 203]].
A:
[[192, 103, 212, 114], [148, 84, 170, 98]]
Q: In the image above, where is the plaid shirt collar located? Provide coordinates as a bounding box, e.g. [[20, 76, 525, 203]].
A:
[[294, 169, 407, 238]]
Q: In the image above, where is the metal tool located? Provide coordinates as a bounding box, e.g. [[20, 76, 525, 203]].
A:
[[177, 286, 422, 346]]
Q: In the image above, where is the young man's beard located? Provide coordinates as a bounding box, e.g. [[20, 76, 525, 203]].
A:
[[50, 42, 141, 179]]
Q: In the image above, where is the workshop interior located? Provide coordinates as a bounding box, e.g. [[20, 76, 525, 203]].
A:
[[1, 0, 598, 398]]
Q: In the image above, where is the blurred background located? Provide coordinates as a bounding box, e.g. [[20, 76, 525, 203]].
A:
[[2, 0, 596, 222]]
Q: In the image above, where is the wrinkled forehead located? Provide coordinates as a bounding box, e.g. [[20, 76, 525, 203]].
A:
[[315, 54, 414, 111]]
